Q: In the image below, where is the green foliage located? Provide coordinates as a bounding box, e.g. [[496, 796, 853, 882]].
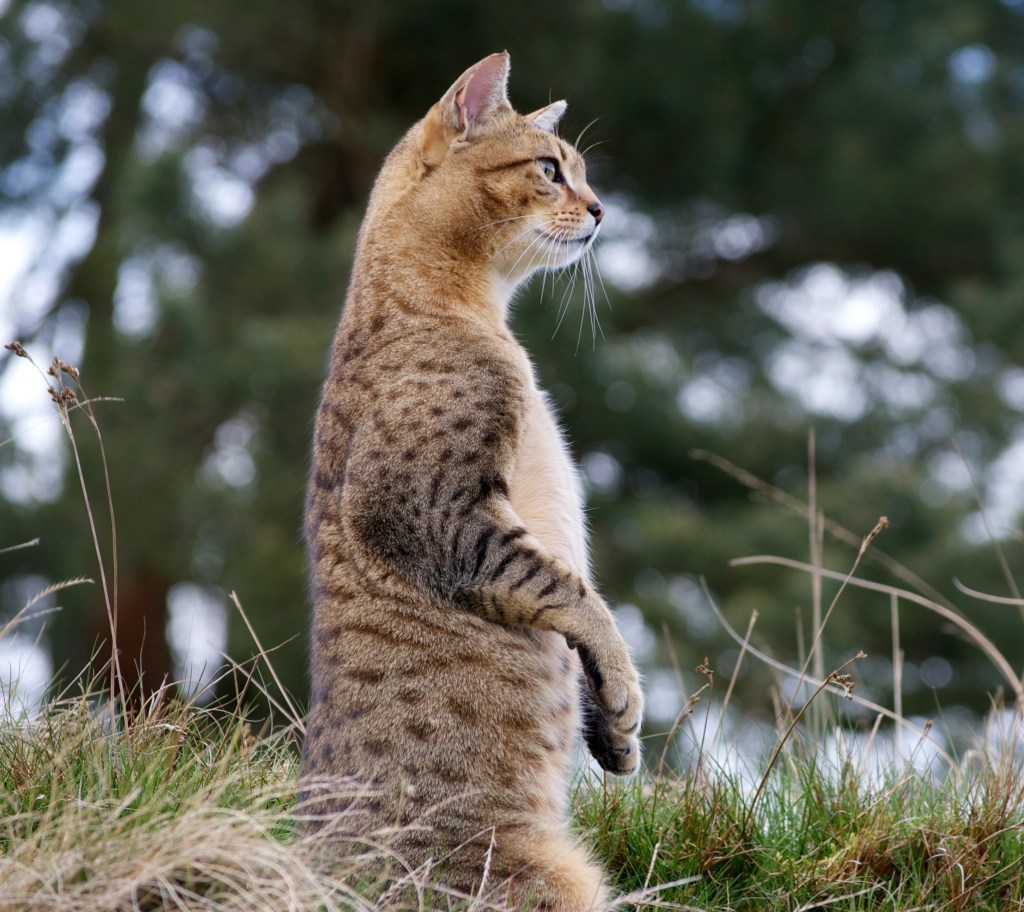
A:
[[2, 0, 1024, 717]]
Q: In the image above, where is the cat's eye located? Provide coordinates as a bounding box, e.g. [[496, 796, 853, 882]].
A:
[[539, 159, 562, 183]]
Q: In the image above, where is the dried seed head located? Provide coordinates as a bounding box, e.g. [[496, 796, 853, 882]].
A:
[[4, 341, 27, 357], [58, 359, 80, 380], [828, 671, 856, 699], [695, 657, 713, 683]]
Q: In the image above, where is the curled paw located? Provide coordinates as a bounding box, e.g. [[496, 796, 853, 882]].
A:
[[581, 690, 641, 775], [576, 643, 643, 775]]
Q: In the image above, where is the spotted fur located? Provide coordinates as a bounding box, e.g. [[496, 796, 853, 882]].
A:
[[301, 52, 643, 911]]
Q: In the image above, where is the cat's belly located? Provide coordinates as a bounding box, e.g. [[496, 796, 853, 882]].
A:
[[508, 387, 591, 584]]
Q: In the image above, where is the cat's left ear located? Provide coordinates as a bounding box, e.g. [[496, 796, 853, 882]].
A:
[[452, 52, 511, 133], [526, 100, 568, 134], [419, 52, 511, 172]]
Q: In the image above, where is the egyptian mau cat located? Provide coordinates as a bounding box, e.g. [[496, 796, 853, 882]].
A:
[[301, 52, 643, 910]]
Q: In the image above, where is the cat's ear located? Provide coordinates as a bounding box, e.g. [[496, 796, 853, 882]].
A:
[[418, 52, 511, 172], [526, 100, 568, 134], [449, 51, 511, 133]]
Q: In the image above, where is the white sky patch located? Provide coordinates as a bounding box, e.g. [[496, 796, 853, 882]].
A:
[[757, 264, 972, 420], [960, 426, 1024, 543], [58, 80, 112, 143], [19, 1, 73, 72], [138, 59, 208, 158], [0, 215, 47, 336], [643, 667, 683, 725], [998, 367, 1024, 411], [50, 200, 99, 266], [948, 44, 997, 84], [614, 602, 656, 662], [200, 409, 259, 490], [597, 237, 659, 292], [50, 143, 104, 208], [0, 203, 95, 507], [581, 450, 623, 494], [760, 266, 906, 347], [185, 146, 254, 227], [668, 575, 718, 637], [113, 256, 158, 337], [113, 244, 202, 338], [769, 339, 868, 421], [703, 212, 773, 261], [166, 582, 227, 701], [676, 357, 751, 427], [0, 348, 66, 504], [0, 632, 53, 714], [596, 198, 659, 292], [597, 197, 775, 291]]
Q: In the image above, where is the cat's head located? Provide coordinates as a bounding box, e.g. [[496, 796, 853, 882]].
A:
[[376, 52, 604, 286]]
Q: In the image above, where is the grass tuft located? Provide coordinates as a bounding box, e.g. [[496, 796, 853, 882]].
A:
[[574, 720, 1024, 910]]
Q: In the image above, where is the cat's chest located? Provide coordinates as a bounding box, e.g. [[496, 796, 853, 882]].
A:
[[508, 377, 591, 584]]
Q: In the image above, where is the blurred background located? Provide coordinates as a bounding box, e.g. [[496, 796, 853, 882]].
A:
[[2, 0, 1023, 754]]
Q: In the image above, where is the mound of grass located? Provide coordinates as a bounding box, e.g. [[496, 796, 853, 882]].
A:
[[2, 689, 1023, 911]]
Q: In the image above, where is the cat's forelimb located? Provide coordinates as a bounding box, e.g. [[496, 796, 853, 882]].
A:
[[341, 427, 643, 775], [443, 503, 643, 776]]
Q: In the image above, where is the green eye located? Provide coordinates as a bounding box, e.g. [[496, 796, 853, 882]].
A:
[[540, 159, 560, 182]]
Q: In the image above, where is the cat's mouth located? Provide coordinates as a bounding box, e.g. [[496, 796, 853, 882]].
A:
[[536, 229, 596, 248]]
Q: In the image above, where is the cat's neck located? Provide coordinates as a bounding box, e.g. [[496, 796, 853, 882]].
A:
[[354, 230, 523, 329]]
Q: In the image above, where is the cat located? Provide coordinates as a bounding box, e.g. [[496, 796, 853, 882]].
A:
[[300, 52, 643, 911]]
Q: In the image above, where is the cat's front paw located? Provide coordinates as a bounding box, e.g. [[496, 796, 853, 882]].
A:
[[576, 643, 643, 776], [582, 694, 641, 775]]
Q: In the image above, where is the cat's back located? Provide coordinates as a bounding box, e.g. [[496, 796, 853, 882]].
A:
[[306, 284, 539, 632]]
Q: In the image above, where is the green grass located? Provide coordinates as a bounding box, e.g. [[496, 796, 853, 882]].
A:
[[2, 688, 1023, 911], [577, 737, 1024, 910]]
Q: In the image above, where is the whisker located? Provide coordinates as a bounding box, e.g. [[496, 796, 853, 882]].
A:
[[504, 222, 560, 282], [584, 254, 597, 349], [473, 214, 536, 233], [553, 261, 580, 339], [574, 116, 603, 151], [495, 218, 558, 263], [591, 243, 614, 312], [587, 252, 604, 346]]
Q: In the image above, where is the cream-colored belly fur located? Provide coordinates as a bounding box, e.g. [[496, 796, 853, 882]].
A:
[[508, 369, 591, 585]]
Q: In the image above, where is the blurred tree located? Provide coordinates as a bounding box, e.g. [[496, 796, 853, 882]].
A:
[[1, 0, 1023, 718]]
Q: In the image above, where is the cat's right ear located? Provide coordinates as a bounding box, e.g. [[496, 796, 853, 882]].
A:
[[418, 52, 511, 172], [526, 100, 568, 134]]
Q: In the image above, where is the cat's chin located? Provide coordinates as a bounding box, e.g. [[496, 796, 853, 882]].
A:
[[536, 231, 596, 268]]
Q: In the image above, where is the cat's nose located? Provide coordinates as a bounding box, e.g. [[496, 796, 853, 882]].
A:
[[587, 201, 604, 225]]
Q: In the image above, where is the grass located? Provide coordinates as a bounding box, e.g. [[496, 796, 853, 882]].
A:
[[579, 731, 1024, 910], [4, 348, 1024, 910], [1, 685, 1023, 910]]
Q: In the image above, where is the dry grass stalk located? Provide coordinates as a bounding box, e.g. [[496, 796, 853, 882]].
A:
[[729, 555, 1023, 703]]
